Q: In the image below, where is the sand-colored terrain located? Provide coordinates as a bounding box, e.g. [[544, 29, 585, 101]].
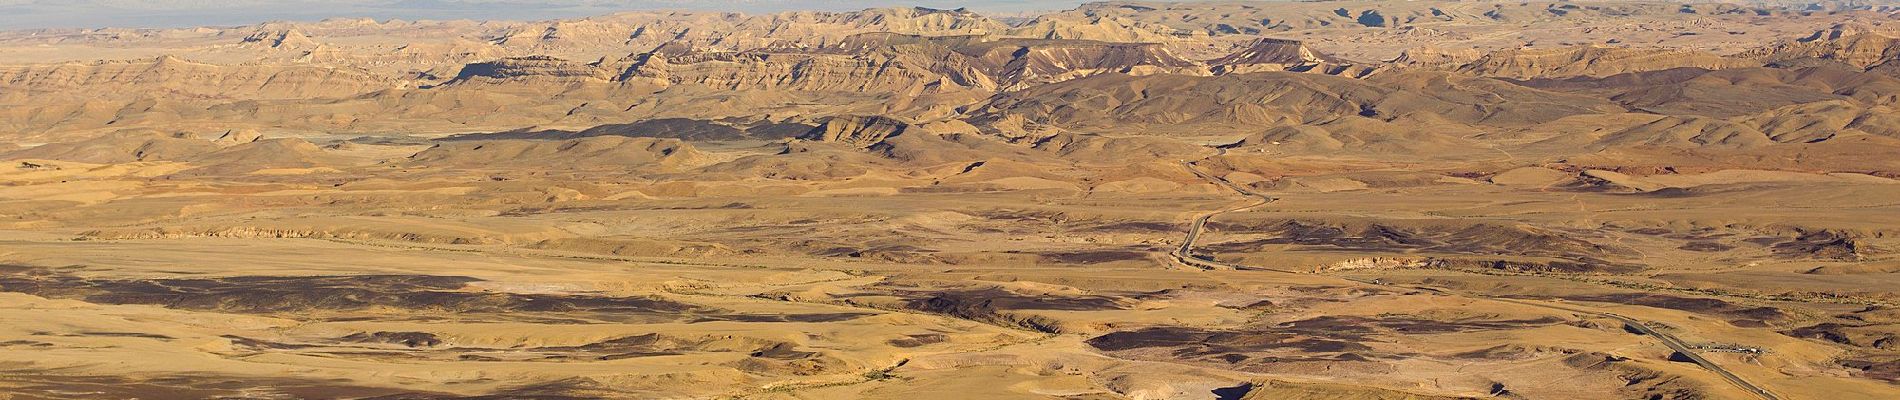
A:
[[3, 1, 1900, 399]]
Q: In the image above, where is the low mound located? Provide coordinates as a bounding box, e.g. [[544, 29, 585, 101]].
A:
[[2, 131, 221, 163], [1223, 117, 1470, 156], [408, 136, 709, 169], [1592, 115, 1773, 148], [1490, 167, 1571, 186], [867, 131, 1036, 166], [1454, 45, 1752, 79], [1570, 170, 1667, 193], [1236, 380, 1470, 400], [700, 145, 885, 180], [443, 118, 754, 142], [1522, 114, 1774, 150], [1742, 101, 1900, 143], [529, 237, 735, 258], [1267, 171, 1477, 192], [935, 158, 1074, 186], [1028, 132, 1213, 163], [176, 138, 351, 176], [1519, 66, 1895, 118], [1805, 260, 1900, 275], [1206, 217, 1639, 270]]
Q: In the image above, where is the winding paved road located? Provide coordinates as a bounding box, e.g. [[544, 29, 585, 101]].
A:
[[1169, 161, 1284, 272], [1600, 312, 1782, 400], [1171, 161, 1781, 400]]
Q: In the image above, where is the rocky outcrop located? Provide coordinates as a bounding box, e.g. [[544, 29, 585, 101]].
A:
[[213, 129, 263, 145], [799, 116, 909, 147], [1209, 38, 1371, 76], [966, 39, 1202, 89], [1390, 45, 1484, 67]]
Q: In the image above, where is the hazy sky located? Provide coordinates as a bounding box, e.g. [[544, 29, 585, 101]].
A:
[[0, 0, 1094, 30]]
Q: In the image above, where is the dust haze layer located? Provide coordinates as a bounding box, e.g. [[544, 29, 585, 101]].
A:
[[2, 1, 1900, 399]]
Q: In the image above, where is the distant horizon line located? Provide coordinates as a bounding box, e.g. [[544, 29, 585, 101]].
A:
[[0, 1, 1103, 31]]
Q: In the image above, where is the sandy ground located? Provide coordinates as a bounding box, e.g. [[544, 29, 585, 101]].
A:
[[2, 1, 1899, 398]]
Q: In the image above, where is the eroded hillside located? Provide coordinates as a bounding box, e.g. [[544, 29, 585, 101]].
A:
[[3, 1, 1900, 399]]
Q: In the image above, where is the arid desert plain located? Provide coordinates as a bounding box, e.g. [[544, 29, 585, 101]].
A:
[[4, 1, 1900, 399]]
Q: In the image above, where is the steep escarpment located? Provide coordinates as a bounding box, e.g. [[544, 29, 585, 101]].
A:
[[1745, 24, 1900, 71], [958, 38, 1201, 89], [0, 56, 392, 102], [1210, 38, 1372, 76], [2, 1, 1895, 142], [622, 34, 1202, 93]]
